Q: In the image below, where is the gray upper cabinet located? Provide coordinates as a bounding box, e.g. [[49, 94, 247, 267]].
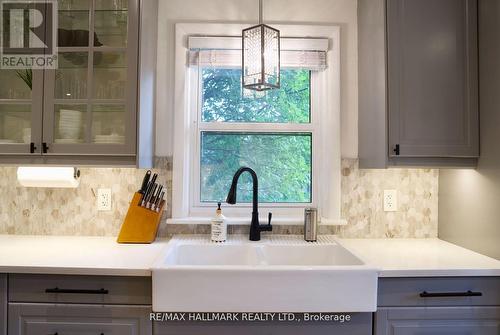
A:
[[0, 0, 157, 167], [358, 0, 479, 168]]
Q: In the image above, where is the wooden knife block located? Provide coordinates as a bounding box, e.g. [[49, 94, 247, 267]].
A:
[[117, 192, 165, 244]]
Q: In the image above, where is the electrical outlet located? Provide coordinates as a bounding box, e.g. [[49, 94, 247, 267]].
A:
[[384, 190, 398, 212], [97, 188, 112, 211]]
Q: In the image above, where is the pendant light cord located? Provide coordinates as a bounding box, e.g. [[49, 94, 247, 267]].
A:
[[259, 0, 263, 24]]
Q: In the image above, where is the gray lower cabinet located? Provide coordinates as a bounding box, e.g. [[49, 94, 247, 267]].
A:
[[7, 274, 152, 335], [375, 277, 500, 334], [0, 275, 6, 335], [9, 303, 152, 335], [375, 306, 500, 335], [358, 0, 479, 168]]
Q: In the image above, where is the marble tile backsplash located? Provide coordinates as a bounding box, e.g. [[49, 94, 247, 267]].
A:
[[0, 158, 438, 238], [338, 159, 438, 238]]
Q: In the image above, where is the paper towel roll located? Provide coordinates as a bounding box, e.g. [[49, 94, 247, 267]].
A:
[[17, 167, 80, 188]]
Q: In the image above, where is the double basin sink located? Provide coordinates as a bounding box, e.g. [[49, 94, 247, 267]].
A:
[[152, 235, 378, 312]]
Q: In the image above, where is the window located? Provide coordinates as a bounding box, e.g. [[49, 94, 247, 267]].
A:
[[200, 68, 313, 204], [172, 24, 342, 224]]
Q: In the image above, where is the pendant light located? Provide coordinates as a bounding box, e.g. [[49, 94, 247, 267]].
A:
[[242, 0, 280, 91]]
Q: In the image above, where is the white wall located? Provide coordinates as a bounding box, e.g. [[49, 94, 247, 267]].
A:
[[155, 0, 358, 158]]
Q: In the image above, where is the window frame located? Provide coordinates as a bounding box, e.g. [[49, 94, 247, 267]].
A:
[[170, 23, 342, 225]]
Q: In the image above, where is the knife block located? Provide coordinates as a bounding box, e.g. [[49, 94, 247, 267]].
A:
[[117, 192, 165, 244]]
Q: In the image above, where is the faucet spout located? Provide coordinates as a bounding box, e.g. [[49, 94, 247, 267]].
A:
[[226, 167, 272, 241]]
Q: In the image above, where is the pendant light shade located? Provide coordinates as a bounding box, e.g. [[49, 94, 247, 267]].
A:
[[242, 1, 280, 91]]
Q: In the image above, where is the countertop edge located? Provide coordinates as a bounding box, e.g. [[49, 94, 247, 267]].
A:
[[0, 266, 152, 277], [378, 269, 500, 278]]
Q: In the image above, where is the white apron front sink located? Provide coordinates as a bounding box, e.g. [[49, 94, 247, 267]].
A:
[[152, 235, 378, 313]]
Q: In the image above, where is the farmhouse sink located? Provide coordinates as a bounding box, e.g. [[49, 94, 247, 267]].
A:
[[152, 235, 378, 312]]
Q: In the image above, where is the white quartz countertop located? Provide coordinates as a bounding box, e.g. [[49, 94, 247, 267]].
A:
[[0, 235, 498, 277], [337, 238, 500, 277], [0, 235, 169, 276]]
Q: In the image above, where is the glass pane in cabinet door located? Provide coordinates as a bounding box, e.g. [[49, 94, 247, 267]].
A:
[[58, 1, 90, 47], [56, 53, 88, 99], [0, 104, 32, 144], [94, 1, 128, 47], [0, 70, 32, 99], [91, 104, 125, 144], [95, 0, 128, 10], [93, 52, 127, 99], [59, 0, 90, 10], [54, 105, 86, 144]]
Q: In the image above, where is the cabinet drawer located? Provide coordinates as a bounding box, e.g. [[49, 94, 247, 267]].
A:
[[378, 277, 500, 307], [9, 274, 151, 305], [375, 306, 500, 335], [8, 303, 152, 335]]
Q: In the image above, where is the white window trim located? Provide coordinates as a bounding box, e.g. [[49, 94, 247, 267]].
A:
[[170, 23, 344, 226]]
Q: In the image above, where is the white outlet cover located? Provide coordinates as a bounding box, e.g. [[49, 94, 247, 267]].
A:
[[383, 190, 397, 212], [97, 188, 112, 211]]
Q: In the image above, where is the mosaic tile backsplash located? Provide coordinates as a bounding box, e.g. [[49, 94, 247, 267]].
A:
[[0, 158, 438, 238]]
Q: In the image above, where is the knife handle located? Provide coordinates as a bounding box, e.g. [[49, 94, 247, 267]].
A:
[[139, 170, 151, 194]]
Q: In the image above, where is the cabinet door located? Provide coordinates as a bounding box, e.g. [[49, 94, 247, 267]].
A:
[[0, 68, 43, 155], [42, 0, 138, 156], [375, 306, 500, 335], [0, 275, 6, 335], [387, 0, 479, 158], [8, 303, 152, 335]]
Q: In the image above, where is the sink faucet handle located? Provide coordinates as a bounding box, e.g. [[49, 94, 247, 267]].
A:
[[260, 212, 273, 233]]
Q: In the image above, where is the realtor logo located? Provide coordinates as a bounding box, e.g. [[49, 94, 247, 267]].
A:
[[0, 0, 57, 69]]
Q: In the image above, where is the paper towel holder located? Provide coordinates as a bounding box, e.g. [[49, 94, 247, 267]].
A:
[[17, 167, 81, 188]]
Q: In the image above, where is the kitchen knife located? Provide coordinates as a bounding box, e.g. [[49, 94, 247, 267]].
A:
[[141, 180, 155, 207], [155, 191, 165, 212], [150, 173, 158, 186], [151, 185, 163, 209], [146, 184, 158, 208], [143, 173, 159, 207], [139, 170, 151, 194]]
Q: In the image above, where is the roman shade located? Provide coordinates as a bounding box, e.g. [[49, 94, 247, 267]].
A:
[[188, 36, 328, 71]]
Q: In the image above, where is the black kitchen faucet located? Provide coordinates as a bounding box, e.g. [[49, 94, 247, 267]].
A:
[[226, 167, 272, 241]]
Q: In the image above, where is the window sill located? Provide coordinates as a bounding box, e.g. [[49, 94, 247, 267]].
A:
[[167, 217, 347, 226]]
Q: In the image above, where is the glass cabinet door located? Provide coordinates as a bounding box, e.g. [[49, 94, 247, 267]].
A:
[[0, 69, 44, 155], [42, 0, 138, 156]]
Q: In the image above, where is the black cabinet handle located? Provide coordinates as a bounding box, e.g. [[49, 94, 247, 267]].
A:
[[420, 290, 482, 298], [393, 144, 400, 155], [30, 142, 37, 153], [42, 142, 49, 153], [45, 287, 109, 294]]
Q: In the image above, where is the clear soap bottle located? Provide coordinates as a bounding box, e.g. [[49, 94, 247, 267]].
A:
[[211, 202, 226, 242]]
